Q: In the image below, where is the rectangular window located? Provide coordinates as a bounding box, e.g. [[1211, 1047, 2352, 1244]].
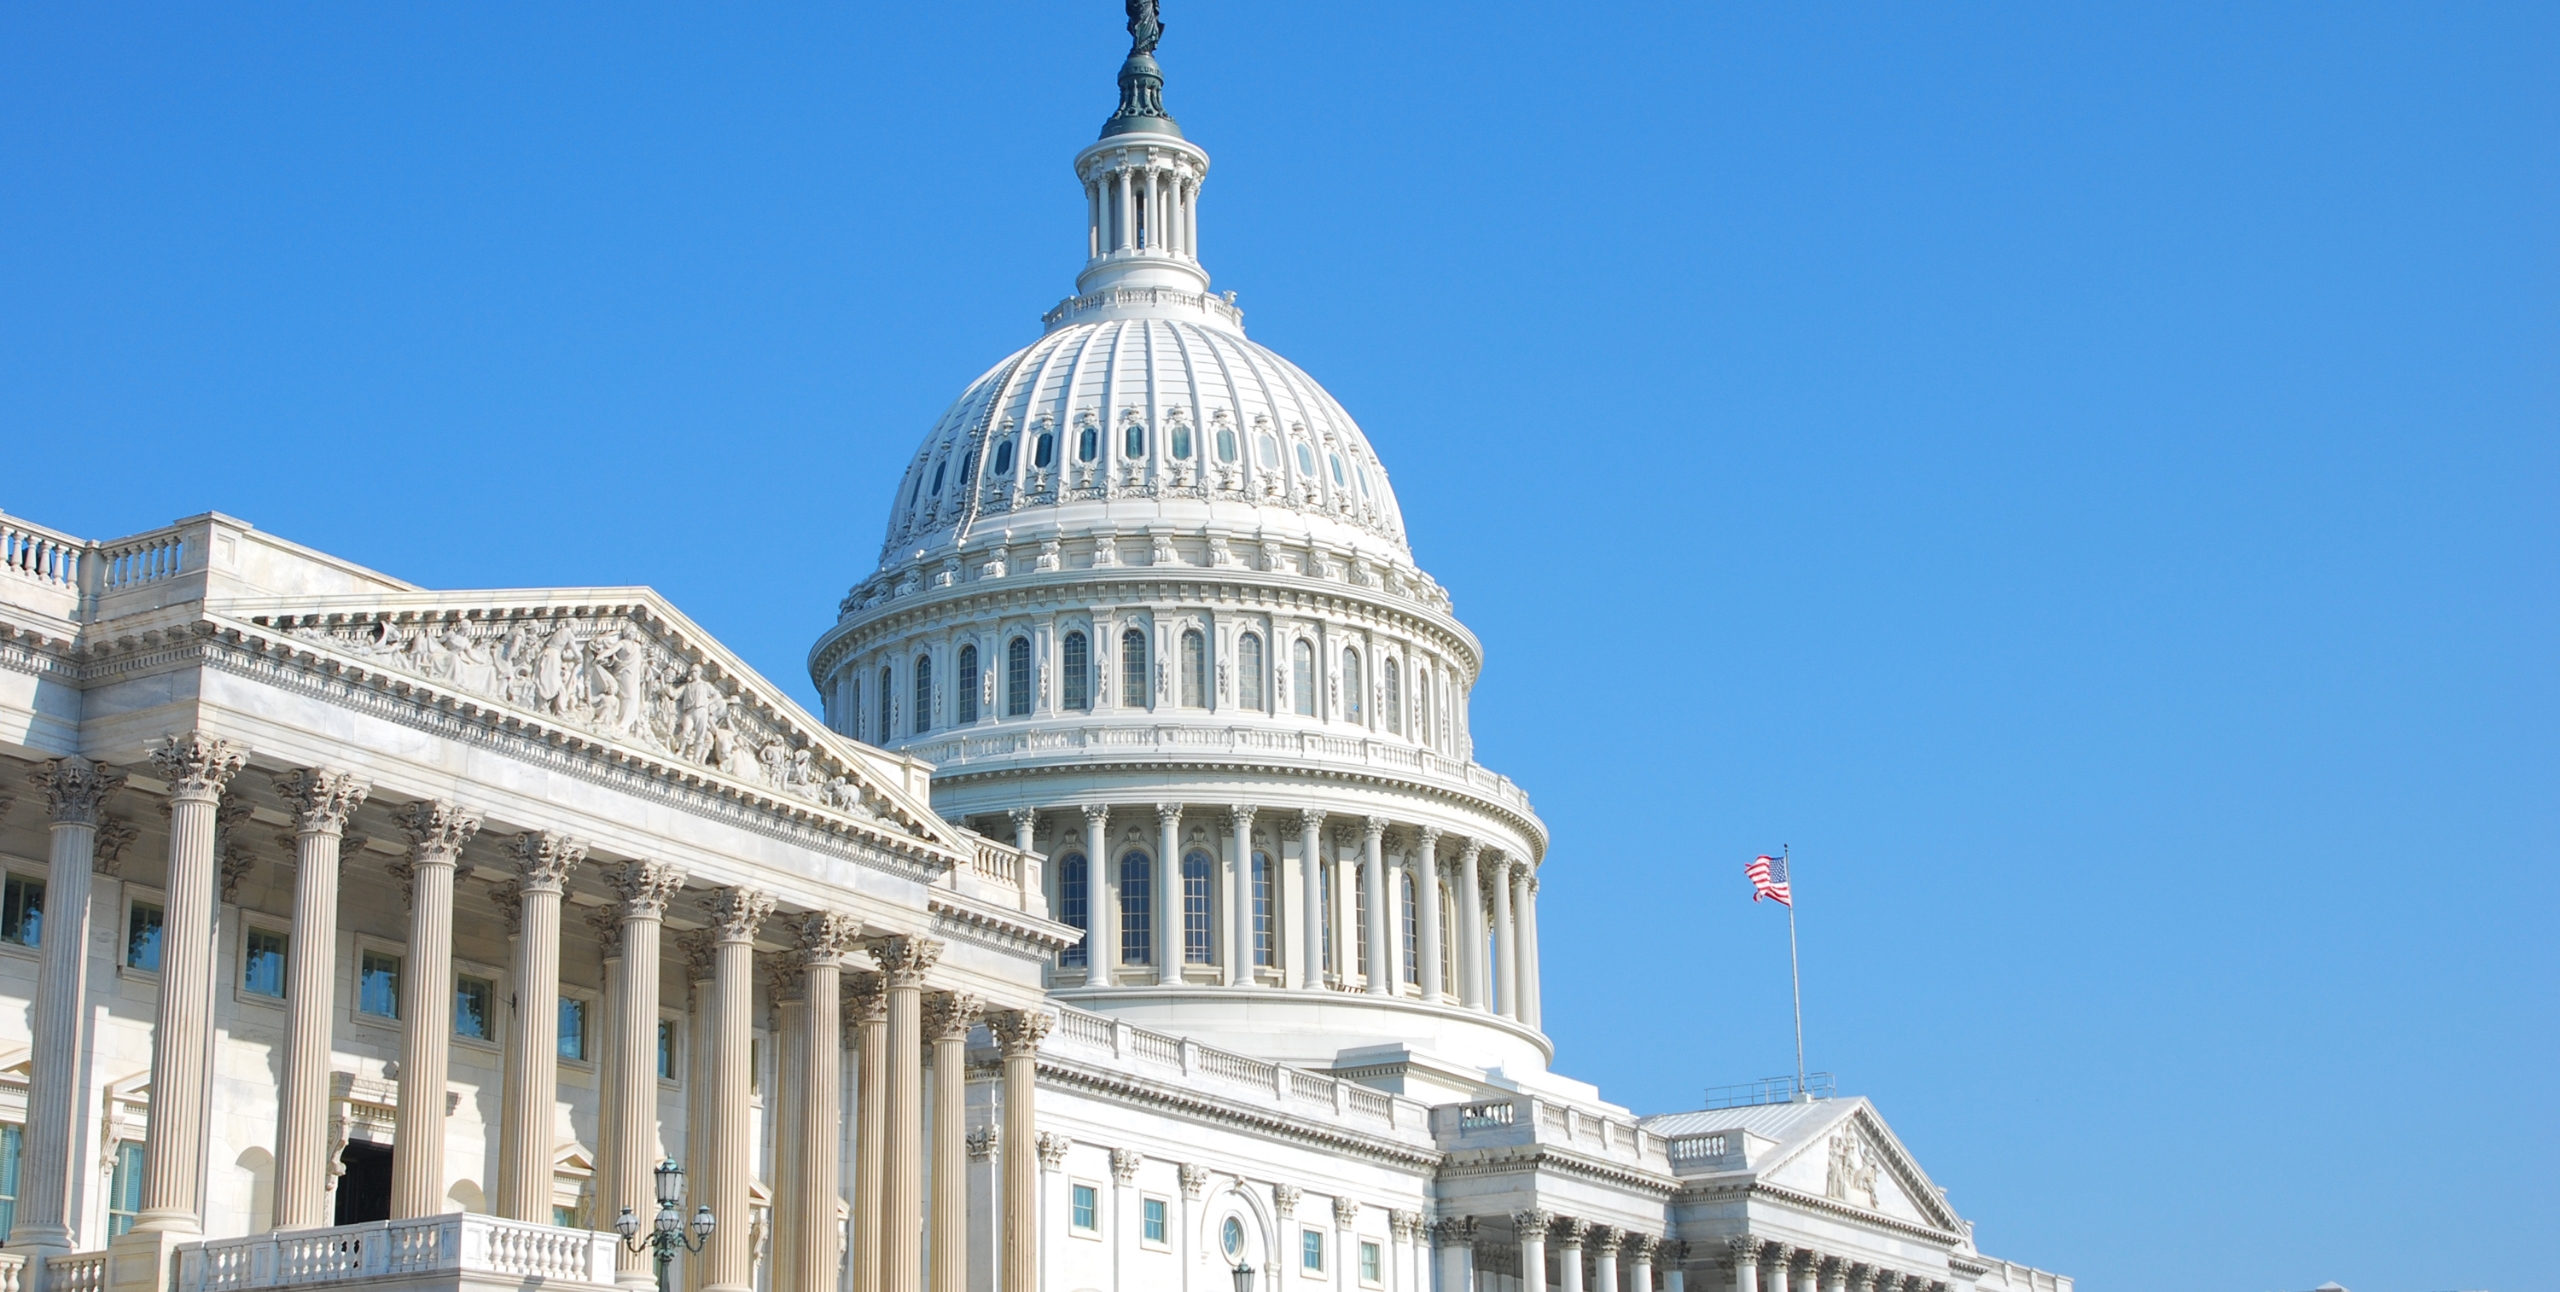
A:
[[1354, 866, 1371, 978], [107, 1142, 145, 1237], [1071, 1184, 1098, 1233], [553, 1204, 580, 1229], [750, 1037, 763, 1096], [454, 975, 493, 1040], [1361, 1240, 1382, 1286], [1007, 637, 1032, 717], [1063, 633, 1091, 711], [1301, 1228, 1325, 1274], [958, 644, 980, 725], [126, 902, 165, 971], [1121, 630, 1149, 710], [1143, 1197, 1168, 1245], [359, 950, 401, 1019], [242, 928, 288, 998], [658, 1020, 678, 1081], [559, 997, 589, 1061], [0, 1123, 20, 1241], [1252, 852, 1275, 967], [1, 875, 42, 948], [1182, 854, 1212, 965]]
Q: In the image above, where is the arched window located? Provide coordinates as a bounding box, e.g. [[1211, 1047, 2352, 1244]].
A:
[[1383, 659, 1402, 736], [1238, 633, 1266, 711], [1400, 871, 1419, 988], [1354, 864, 1371, 979], [1119, 852, 1153, 966], [992, 438, 1015, 476], [1123, 422, 1147, 459], [957, 645, 979, 725], [1006, 637, 1032, 717], [1179, 629, 1206, 708], [1077, 424, 1099, 463], [1251, 850, 1275, 967], [1058, 853, 1089, 967], [877, 666, 893, 744], [1217, 427, 1239, 463], [1034, 430, 1056, 470], [1171, 423, 1193, 460], [1121, 629, 1150, 709], [913, 654, 933, 735], [1062, 631, 1091, 711], [1341, 649, 1363, 724], [1182, 851, 1215, 964], [1291, 640, 1316, 717]]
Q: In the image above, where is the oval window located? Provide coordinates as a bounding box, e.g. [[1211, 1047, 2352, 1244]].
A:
[[1328, 452, 1346, 486], [1295, 443, 1316, 475], [1124, 422, 1147, 458], [1217, 427, 1239, 463], [1034, 431, 1056, 469], [930, 460, 946, 495], [1078, 426, 1099, 462], [1221, 1217, 1245, 1261], [1171, 424, 1193, 460], [1355, 462, 1371, 496], [992, 439, 1015, 476], [1256, 434, 1280, 468]]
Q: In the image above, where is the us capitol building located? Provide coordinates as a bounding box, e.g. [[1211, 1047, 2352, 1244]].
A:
[[0, 14, 2071, 1292]]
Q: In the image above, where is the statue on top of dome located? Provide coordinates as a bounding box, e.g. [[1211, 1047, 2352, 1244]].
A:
[[1126, 0, 1164, 57]]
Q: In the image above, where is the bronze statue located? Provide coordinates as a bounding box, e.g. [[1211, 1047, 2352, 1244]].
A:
[[1126, 0, 1163, 56]]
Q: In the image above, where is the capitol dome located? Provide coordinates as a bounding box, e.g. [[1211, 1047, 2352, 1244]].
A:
[[811, 27, 1552, 1082]]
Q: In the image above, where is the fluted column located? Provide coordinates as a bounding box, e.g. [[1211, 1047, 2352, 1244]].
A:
[[701, 888, 774, 1292], [386, 801, 480, 1219], [1296, 810, 1326, 988], [133, 733, 245, 1239], [15, 758, 124, 1262], [1591, 1229, 1620, 1292], [1665, 1243, 1690, 1292], [926, 991, 983, 1292], [1154, 804, 1181, 979], [1520, 870, 1544, 1029], [847, 972, 889, 1292], [874, 936, 944, 1292], [1819, 1257, 1848, 1292], [268, 767, 369, 1229], [1757, 1245, 1791, 1292], [1726, 1239, 1758, 1292], [499, 831, 585, 1221], [1514, 1211, 1550, 1292], [1455, 840, 1485, 1009], [1361, 818, 1391, 995], [791, 915, 858, 1292], [1488, 855, 1518, 1019], [989, 1011, 1052, 1292], [1412, 827, 1444, 1003], [1082, 805, 1114, 983], [1627, 1236, 1656, 1292], [1226, 805, 1257, 986], [769, 963, 809, 1292], [1554, 1219, 1586, 1292], [605, 863, 685, 1288], [1430, 1220, 1475, 1292], [1792, 1251, 1819, 1292]]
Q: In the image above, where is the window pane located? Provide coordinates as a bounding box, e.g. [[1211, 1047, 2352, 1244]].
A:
[[1256, 434, 1278, 468], [2, 875, 42, 948], [127, 903, 165, 972], [1171, 425, 1192, 460], [658, 1020, 678, 1080], [1063, 633, 1090, 712], [878, 667, 894, 743], [1182, 852, 1214, 964], [243, 929, 288, 998], [1121, 629, 1149, 709], [1216, 427, 1237, 463], [1143, 1198, 1167, 1243], [958, 645, 979, 725], [1355, 866, 1371, 978], [1401, 872, 1419, 986], [1072, 1185, 1097, 1231], [1302, 1230, 1324, 1271], [1362, 1241, 1381, 1282], [0, 1122, 22, 1243], [1180, 630, 1206, 708], [1342, 650, 1363, 723], [1007, 637, 1032, 717], [1078, 426, 1098, 462], [1124, 422, 1146, 458], [1239, 634, 1265, 711], [993, 439, 1015, 476], [108, 1142, 146, 1237], [1119, 852, 1153, 966], [559, 998, 587, 1060], [1384, 661, 1402, 735], [1292, 641, 1316, 717], [454, 976, 493, 1039], [359, 952, 402, 1019], [1059, 854, 1089, 967], [913, 654, 933, 735], [1035, 431, 1056, 469], [1252, 852, 1275, 966]]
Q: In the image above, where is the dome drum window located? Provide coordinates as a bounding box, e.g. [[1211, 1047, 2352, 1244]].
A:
[[1123, 421, 1147, 459], [1062, 631, 1092, 711], [1034, 428, 1057, 470], [1121, 628, 1151, 710], [992, 439, 1015, 476], [1169, 421, 1193, 461], [1078, 423, 1100, 463]]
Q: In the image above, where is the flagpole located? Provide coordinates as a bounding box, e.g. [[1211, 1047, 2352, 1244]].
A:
[[1784, 843, 1806, 1099]]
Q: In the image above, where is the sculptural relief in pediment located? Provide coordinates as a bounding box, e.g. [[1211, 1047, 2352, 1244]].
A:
[[272, 608, 923, 836]]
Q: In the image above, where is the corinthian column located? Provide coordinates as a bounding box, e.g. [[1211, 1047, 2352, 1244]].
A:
[[873, 935, 944, 1292], [701, 887, 774, 1292], [609, 862, 686, 1289], [1154, 803, 1182, 979], [1520, 870, 1544, 1029], [987, 1010, 1052, 1292], [270, 767, 368, 1229], [1296, 810, 1326, 989], [388, 800, 480, 1218], [1591, 1228, 1621, 1292], [847, 973, 888, 1292], [1488, 855, 1518, 1020], [1455, 840, 1485, 1010], [1513, 1211, 1550, 1292], [925, 990, 983, 1292], [768, 962, 808, 1292], [1081, 805, 1114, 983], [1226, 805, 1257, 986], [1724, 1239, 1758, 1292], [499, 831, 585, 1221], [794, 914, 861, 1292], [133, 732, 245, 1239], [1362, 818, 1391, 994], [1412, 826, 1444, 1003], [1555, 1219, 1587, 1292], [15, 757, 123, 1264]]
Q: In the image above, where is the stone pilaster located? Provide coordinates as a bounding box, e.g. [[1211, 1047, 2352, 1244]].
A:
[[701, 887, 774, 1292], [388, 800, 480, 1219], [925, 990, 984, 1292], [499, 831, 586, 1221], [609, 861, 685, 1289], [873, 935, 944, 1292], [988, 1009, 1053, 1292], [270, 767, 369, 1229], [1488, 854, 1518, 1019], [1361, 817, 1391, 994], [16, 756, 123, 1263]]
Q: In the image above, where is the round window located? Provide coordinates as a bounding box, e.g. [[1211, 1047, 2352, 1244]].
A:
[[1221, 1216, 1245, 1261]]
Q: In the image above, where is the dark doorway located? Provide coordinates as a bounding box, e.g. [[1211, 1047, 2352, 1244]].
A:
[[334, 1142, 394, 1225]]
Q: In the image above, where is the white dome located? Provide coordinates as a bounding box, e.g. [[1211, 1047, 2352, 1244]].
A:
[[875, 300, 1411, 571]]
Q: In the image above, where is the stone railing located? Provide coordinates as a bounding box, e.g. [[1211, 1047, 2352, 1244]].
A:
[[1041, 1004, 1431, 1141], [904, 724, 1533, 818], [1429, 1093, 1669, 1174], [1665, 1132, 1733, 1170], [949, 836, 1043, 912], [0, 512, 203, 623], [0, 1252, 25, 1292], [42, 1252, 106, 1292], [175, 1214, 617, 1291], [1041, 284, 1245, 331]]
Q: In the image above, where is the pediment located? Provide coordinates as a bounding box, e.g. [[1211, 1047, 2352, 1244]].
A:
[[213, 589, 956, 853], [1756, 1100, 1964, 1234]]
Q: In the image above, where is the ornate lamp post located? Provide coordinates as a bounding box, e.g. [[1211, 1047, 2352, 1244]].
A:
[[616, 1159, 715, 1285], [1232, 1259, 1256, 1292]]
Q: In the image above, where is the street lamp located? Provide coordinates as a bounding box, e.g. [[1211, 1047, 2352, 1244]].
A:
[[617, 1159, 715, 1284], [1232, 1260, 1256, 1292]]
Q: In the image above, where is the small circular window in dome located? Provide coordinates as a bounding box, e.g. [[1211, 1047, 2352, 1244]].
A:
[[1221, 1216, 1245, 1261]]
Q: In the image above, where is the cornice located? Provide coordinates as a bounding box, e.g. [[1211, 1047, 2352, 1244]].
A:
[[928, 894, 1076, 957], [1676, 1178, 1963, 1246], [1034, 1052, 1441, 1171], [1435, 1143, 1680, 1198]]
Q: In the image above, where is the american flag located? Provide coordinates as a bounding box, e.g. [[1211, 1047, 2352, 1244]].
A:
[[1747, 853, 1791, 906]]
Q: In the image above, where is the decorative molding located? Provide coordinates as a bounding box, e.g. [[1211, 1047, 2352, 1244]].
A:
[[29, 756, 126, 827], [151, 730, 246, 801]]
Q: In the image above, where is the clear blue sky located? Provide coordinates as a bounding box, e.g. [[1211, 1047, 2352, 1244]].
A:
[[4, 4, 2551, 1289]]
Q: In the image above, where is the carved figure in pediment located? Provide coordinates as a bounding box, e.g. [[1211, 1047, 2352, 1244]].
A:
[[594, 625, 653, 737], [1825, 1131, 1879, 1209], [533, 622, 581, 718], [441, 624, 500, 695], [672, 665, 727, 763]]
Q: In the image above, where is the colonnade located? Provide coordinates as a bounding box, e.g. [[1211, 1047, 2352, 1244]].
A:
[[14, 736, 1052, 1292], [1723, 1237, 1955, 1292], [1025, 804, 1542, 1026], [1437, 1213, 1679, 1292], [1084, 159, 1200, 263]]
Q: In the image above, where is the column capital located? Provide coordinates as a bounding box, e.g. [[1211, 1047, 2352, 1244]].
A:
[[1362, 815, 1390, 842], [612, 860, 688, 919], [216, 793, 259, 902], [93, 817, 139, 876], [1081, 802, 1112, 826], [1847, 1268, 1878, 1292], [1725, 1236, 1760, 1264], [1759, 1242, 1793, 1270], [1177, 1163, 1207, 1199], [509, 830, 586, 893], [1427, 1217, 1476, 1248], [1222, 803, 1258, 830], [1154, 802, 1184, 828], [1413, 824, 1442, 853], [486, 879, 523, 935], [1622, 1233, 1656, 1260], [1525, 874, 1540, 897], [30, 756, 127, 826], [702, 885, 776, 944], [1551, 1216, 1586, 1247], [585, 903, 624, 959], [988, 1007, 1054, 1056], [1273, 1184, 1301, 1216], [1389, 1209, 1420, 1241], [922, 990, 983, 1042], [272, 766, 368, 836], [796, 911, 865, 965], [843, 970, 888, 1028], [1109, 1148, 1141, 1184], [1590, 1228, 1622, 1257], [393, 798, 481, 862], [1511, 1209, 1551, 1236], [1456, 836, 1482, 862], [967, 1126, 999, 1161], [151, 730, 247, 801], [765, 956, 808, 1004], [1008, 805, 1039, 831], [871, 933, 945, 986], [1295, 808, 1326, 838], [1035, 1133, 1072, 1170], [676, 927, 719, 981], [1332, 1197, 1360, 1227]]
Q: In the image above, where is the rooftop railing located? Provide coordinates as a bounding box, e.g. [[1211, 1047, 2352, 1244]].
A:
[[1701, 1072, 1836, 1110], [0, 512, 202, 621], [175, 1214, 616, 1291]]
